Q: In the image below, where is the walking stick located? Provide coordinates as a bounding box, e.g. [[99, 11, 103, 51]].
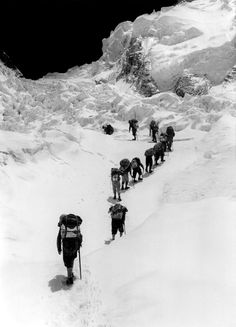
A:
[[123, 222, 126, 235], [78, 248, 82, 280]]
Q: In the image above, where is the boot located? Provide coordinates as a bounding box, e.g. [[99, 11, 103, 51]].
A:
[[120, 232, 123, 237], [112, 234, 115, 240], [113, 195, 116, 200], [66, 268, 74, 285], [118, 196, 122, 201], [66, 277, 73, 285]]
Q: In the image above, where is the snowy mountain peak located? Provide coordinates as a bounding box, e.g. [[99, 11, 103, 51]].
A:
[[102, 0, 236, 92]]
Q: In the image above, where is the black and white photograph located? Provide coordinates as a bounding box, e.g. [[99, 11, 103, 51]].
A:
[[0, 0, 236, 326]]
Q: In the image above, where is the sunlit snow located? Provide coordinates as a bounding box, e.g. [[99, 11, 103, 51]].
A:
[[0, 0, 236, 326]]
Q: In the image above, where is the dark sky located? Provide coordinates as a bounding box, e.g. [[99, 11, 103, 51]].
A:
[[0, 0, 179, 79]]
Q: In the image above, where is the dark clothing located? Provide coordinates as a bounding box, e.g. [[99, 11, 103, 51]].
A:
[[131, 157, 144, 180], [132, 167, 143, 179], [166, 126, 175, 151], [112, 219, 124, 235], [153, 142, 165, 164], [151, 129, 157, 142], [166, 126, 175, 138], [166, 137, 173, 151], [57, 214, 82, 270], [62, 239, 80, 268], [57, 231, 81, 268], [145, 156, 153, 173], [154, 151, 164, 164], [129, 120, 138, 140], [109, 204, 128, 237], [149, 121, 159, 142], [159, 133, 168, 152], [130, 126, 137, 139], [102, 124, 114, 135]]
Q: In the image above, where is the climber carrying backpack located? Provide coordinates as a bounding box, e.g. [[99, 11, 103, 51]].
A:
[[119, 158, 131, 190], [57, 214, 83, 285], [166, 126, 175, 151], [149, 120, 159, 142], [131, 157, 144, 182], [108, 203, 128, 241], [153, 142, 165, 165], [144, 148, 154, 173], [102, 124, 114, 135], [111, 167, 122, 201], [128, 119, 138, 140], [159, 132, 167, 152]]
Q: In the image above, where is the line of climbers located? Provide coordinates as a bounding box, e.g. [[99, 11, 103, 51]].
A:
[[57, 122, 175, 285], [111, 124, 175, 201], [109, 123, 175, 244], [102, 120, 139, 139], [102, 119, 174, 148]]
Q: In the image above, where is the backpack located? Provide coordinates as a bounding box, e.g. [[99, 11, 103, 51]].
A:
[[60, 214, 82, 239], [159, 133, 167, 142], [111, 204, 124, 219], [150, 120, 159, 131], [153, 142, 163, 153], [150, 120, 156, 128], [120, 158, 130, 169], [129, 119, 138, 129], [166, 126, 175, 137], [145, 148, 154, 157], [111, 168, 121, 182], [103, 124, 114, 135], [131, 158, 138, 169]]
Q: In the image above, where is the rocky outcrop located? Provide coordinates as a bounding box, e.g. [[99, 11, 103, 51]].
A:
[[117, 37, 159, 97], [101, 0, 236, 92], [175, 72, 211, 97]]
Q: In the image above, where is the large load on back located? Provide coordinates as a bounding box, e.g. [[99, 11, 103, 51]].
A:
[[145, 148, 154, 157], [102, 124, 114, 135], [166, 126, 175, 137], [150, 120, 159, 131], [111, 168, 121, 182], [58, 214, 82, 240], [153, 142, 163, 153], [120, 158, 130, 169], [129, 119, 138, 129], [110, 204, 125, 220], [131, 158, 139, 169]]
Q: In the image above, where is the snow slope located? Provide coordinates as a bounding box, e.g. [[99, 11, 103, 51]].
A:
[[0, 111, 236, 326], [0, 0, 236, 326]]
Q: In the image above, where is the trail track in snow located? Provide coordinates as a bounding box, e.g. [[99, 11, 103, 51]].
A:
[[0, 126, 219, 327]]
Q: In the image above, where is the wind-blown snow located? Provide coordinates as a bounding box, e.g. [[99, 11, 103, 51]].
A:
[[0, 0, 236, 326]]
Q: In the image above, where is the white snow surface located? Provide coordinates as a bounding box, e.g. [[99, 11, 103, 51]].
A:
[[102, 0, 236, 90], [0, 111, 236, 327], [0, 0, 236, 326]]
